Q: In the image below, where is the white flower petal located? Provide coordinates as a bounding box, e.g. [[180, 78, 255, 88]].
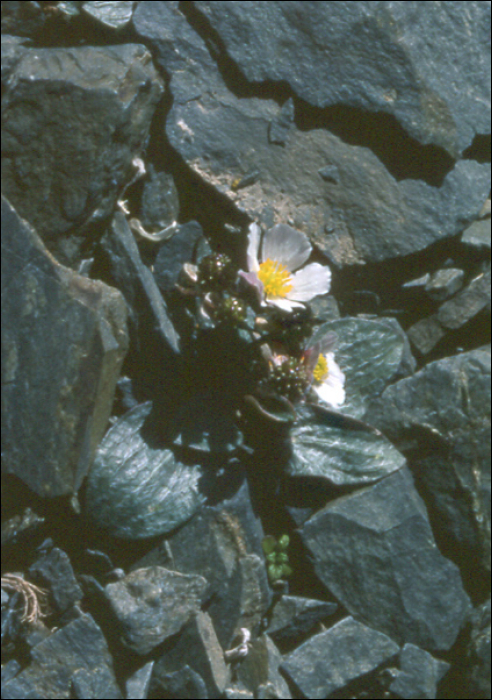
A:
[[261, 224, 311, 271], [287, 263, 331, 301], [246, 222, 261, 272], [313, 353, 346, 407], [266, 297, 306, 312], [238, 270, 264, 304], [314, 380, 346, 407]]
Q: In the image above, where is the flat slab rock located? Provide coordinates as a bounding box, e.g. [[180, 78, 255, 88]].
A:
[[301, 467, 471, 651], [1, 196, 128, 497], [194, 1, 491, 157], [281, 615, 399, 699]]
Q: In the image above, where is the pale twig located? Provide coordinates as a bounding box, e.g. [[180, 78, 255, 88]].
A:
[[224, 628, 252, 660]]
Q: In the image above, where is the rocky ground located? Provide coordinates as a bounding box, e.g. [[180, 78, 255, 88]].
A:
[[1, 2, 490, 699]]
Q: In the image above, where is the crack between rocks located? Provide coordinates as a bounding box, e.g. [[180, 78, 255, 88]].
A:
[[180, 1, 458, 188]]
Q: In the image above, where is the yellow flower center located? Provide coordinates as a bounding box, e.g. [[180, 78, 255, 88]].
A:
[[313, 354, 329, 383], [258, 259, 293, 298]]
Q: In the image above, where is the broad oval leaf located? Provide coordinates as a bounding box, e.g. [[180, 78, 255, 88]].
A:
[[309, 318, 405, 418], [86, 403, 206, 539], [289, 406, 406, 486]]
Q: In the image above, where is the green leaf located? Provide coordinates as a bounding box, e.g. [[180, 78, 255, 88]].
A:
[[277, 552, 289, 564], [309, 318, 405, 418], [86, 403, 206, 539], [281, 564, 293, 577], [262, 535, 278, 555], [268, 564, 285, 581], [266, 552, 278, 563], [278, 534, 290, 550], [289, 406, 406, 486]]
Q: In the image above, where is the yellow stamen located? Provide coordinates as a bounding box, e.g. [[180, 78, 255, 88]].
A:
[[258, 259, 293, 298], [313, 354, 329, 383]]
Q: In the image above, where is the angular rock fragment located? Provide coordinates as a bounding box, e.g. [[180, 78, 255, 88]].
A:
[[152, 611, 229, 698], [133, 480, 271, 649], [301, 467, 471, 650], [125, 661, 154, 700], [153, 221, 203, 292], [1, 197, 128, 498], [140, 166, 180, 232], [424, 268, 465, 302], [194, 1, 490, 157], [467, 599, 491, 700], [406, 315, 446, 355], [281, 616, 399, 699], [407, 266, 491, 353], [1, 612, 122, 699], [82, 0, 135, 29], [235, 634, 292, 699], [1, 43, 163, 264], [369, 347, 491, 572], [462, 219, 491, 251], [437, 264, 491, 329], [266, 595, 337, 644], [389, 643, 450, 699], [102, 212, 180, 353], [105, 566, 207, 654]]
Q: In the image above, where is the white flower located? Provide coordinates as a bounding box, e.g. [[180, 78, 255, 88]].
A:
[[240, 223, 331, 312], [304, 331, 345, 407]]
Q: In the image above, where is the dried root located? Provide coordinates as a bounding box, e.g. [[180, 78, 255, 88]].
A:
[[1, 574, 49, 624]]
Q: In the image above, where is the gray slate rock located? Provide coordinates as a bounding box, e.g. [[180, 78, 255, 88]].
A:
[[467, 599, 491, 699], [105, 566, 208, 655], [236, 635, 292, 699], [406, 315, 447, 355], [1, 660, 21, 686], [437, 263, 491, 329], [71, 665, 122, 700], [194, 1, 491, 157], [82, 0, 136, 29], [135, 2, 490, 266], [462, 218, 491, 250], [389, 643, 450, 699], [1, 43, 163, 265], [102, 211, 180, 353], [153, 221, 203, 292], [29, 547, 83, 615], [1, 35, 28, 84], [407, 266, 491, 353], [125, 661, 154, 700], [369, 346, 491, 572], [424, 268, 465, 302], [133, 480, 271, 650], [140, 165, 180, 231], [281, 615, 399, 699], [301, 467, 471, 650], [1, 612, 122, 699], [151, 610, 229, 698], [1, 196, 128, 498], [266, 595, 337, 644]]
